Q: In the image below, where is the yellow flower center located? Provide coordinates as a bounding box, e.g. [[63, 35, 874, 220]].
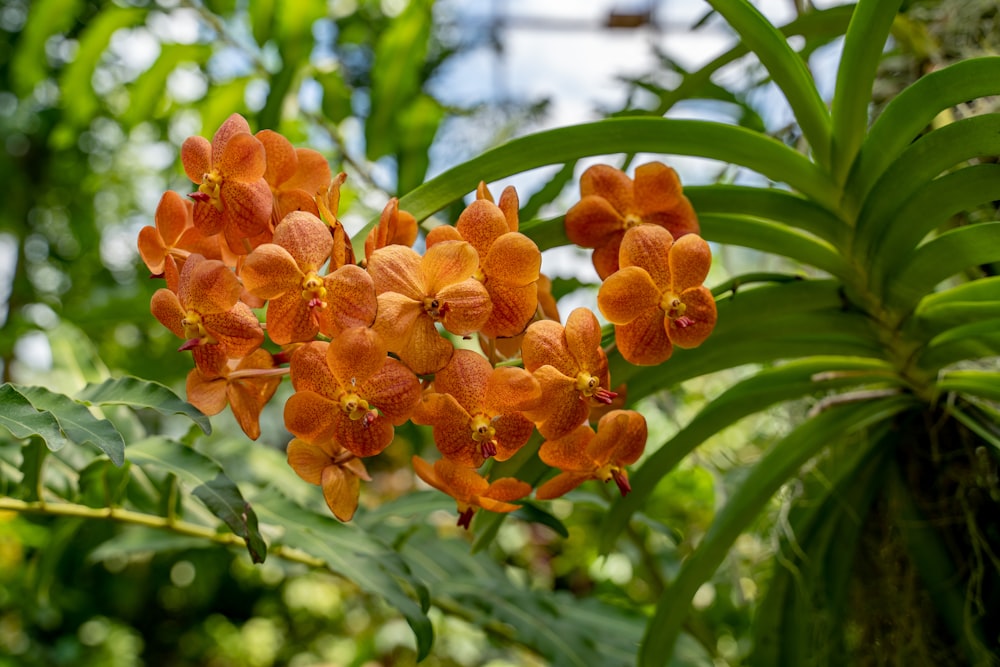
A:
[[197, 169, 224, 211], [575, 372, 601, 397], [470, 414, 496, 443], [422, 297, 448, 321], [623, 213, 643, 229], [661, 294, 685, 318], [339, 391, 371, 420], [181, 310, 213, 342], [301, 271, 328, 304]]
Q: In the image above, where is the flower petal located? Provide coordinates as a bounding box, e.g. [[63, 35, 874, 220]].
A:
[[222, 178, 272, 239], [262, 292, 316, 346], [320, 264, 377, 335], [669, 286, 717, 348], [179, 255, 241, 314], [528, 365, 589, 440], [421, 240, 479, 293], [412, 455, 446, 493], [535, 471, 590, 500], [614, 306, 672, 366], [521, 320, 576, 375], [669, 233, 712, 292], [598, 266, 661, 325], [565, 195, 625, 249], [284, 390, 337, 443], [414, 392, 483, 468], [539, 424, 594, 471], [285, 148, 332, 195], [619, 224, 674, 288], [185, 368, 228, 415], [151, 288, 185, 339], [580, 164, 635, 213], [287, 438, 332, 485], [332, 410, 394, 458], [436, 278, 492, 336], [481, 232, 540, 287], [272, 211, 333, 271], [589, 410, 647, 466], [241, 243, 302, 300], [424, 224, 462, 247], [484, 477, 531, 502], [211, 113, 252, 164], [368, 244, 425, 299], [484, 366, 540, 413], [455, 199, 509, 258], [481, 281, 537, 338], [633, 162, 700, 238], [290, 341, 339, 397], [181, 135, 211, 184], [321, 464, 361, 521], [564, 307, 605, 374], [257, 129, 297, 186], [218, 131, 266, 181], [491, 413, 536, 461], [434, 458, 489, 501], [399, 315, 454, 376], [202, 303, 264, 358], [327, 326, 387, 387], [432, 349, 491, 414]]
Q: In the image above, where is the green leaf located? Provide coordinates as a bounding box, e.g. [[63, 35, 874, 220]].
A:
[[518, 216, 571, 253], [123, 44, 211, 127], [251, 486, 434, 659], [599, 356, 901, 553], [76, 376, 211, 435], [9, 0, 83, 96], [847, 57, 1000, 209], [396, 93, 444, 193], [317, 69, 353, 124], [57, 7, 148, 131], [88, 527, 209, 562], [519, 162, 577, 222], [916, 322, 1000, 373], [638, 395, 917, 665], [394, 118, 835, 227], [937, 370, 1000, 403], [888, 222, 1000, 309], [0, 384, 70, 453], [127, 438, 265, 564], [854, 114, 1000, 261], [707, 0, 832, 169], [15, 384, 125, 466], [910, 276, 1000, 337], [685, 184, 848, 247], [869, 163, 1000, 289], [829, 0, 903, 183], [699, 213, 847, 278]]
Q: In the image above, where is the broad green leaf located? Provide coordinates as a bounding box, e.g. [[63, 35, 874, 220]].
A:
[[869, 163, 1000, 289], [699, 213, 847, 278], [15, 385, 125, 466], [519, 162, 578, 222], [249, 0, 275, 46], [76, 376, 211, 434], [638, 395, 917, 665], [393, 118, 835, 231], [599, 356, 901, 553], [366, 0, 433, 161], [0, 384, 70, 453], [685, 185, 848, 247], [317, 69, 353, 124], [88, 527, 209, 562], [937, 370, 1000, 403], [847, 57, 1000, 209], [909, 276, 1000, 337], [251, 486, 434, 659], [57, 7, 147, 131], [888, 222, 1000, 309], [199, 78, 251, 140], [517, 216, 570, 253], [123, 44, 212, 127], [396, 93, 444, 193], [854, 114, 1000, 260], [710, 272, 809, 298], [829, 0, 903, 183], [78, 459, 131, 508], [916, 323, 1000, 373], [127, 437, 265, 563], [707, 0, 831, 169], [9, 0, 83, 96], [947, 402, 1000, 452]]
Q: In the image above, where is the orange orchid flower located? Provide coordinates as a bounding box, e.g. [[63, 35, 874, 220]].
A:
[[412, 349, 540, 467], [483, 272, 561, 362], [411, 455, 531, 529], [426, 186, 541, 339], [367, 240, 492, 375], [257, 129, 332, 227], [241, 211, 377, 345], [150, 254, 263, 374], [521, 307, 617, 439], [364, 197, 418, 263], [287, 437, 371, 522], [181, 113, 273, 254], [137, 191, 221, 286], [315, 172, 356, 270], [565, 162, 699, 280], [185, 349, 284, 440], [283, 329, 422, 458], [598, 225, 717, 366], [536, 409, 647, 499]]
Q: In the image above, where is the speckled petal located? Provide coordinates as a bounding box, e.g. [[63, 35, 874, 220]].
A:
[[589, 410, 647, 466], [320, 264, 377, 335], [455, 199, 509, 258], [287, 438, 332, 485], [327, 326, 387, 387], [598, 266, 661, 325], [284, 390, 337, 443], [399, 315, 454, 376], [614, 306, 672, 366], [565, 195, 625, 249], [321, 465, 361, 521], [436, 278, 492, 336], [432, 349, 491, 414], [179, 255, 241, 314], [368, 244, 425, 299], [218, 131, 266, 181], [669, 233, 712, 292], [257, 129, 297, 186], [521, 320, 575, 375], [620, 224, 674, 288], [669, 287, 717, 349], [289, 341, 339, 397], [484, 366, 540, 413], [580, 164, 634, 214], [539, 423, 593, 471], [202, 303, 264, 358], [484, 477, 531, 502], [181, 135, 211, 184], [241, 244, 303, 300], [633, 162, 700, 238], [535, 471, 590, 500], [272, 211, 333, 271], [421, 240, 480, 294], [414, 392, 483, 468], [262, 292, 316, 345], [185, 368, 228, 416]]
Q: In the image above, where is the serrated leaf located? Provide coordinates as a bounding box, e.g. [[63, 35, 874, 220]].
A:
[[193, 474, 267, 564], [127, 437, 265, 563], [14, 385, 125, 466], [76, 376, 211, 434], [251, 486, 434, 659], [638, 396, 917, 665], [0, 384, 70, 452]]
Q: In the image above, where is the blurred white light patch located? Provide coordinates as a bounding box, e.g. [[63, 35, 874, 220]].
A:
[[14, 331, 52, 372], [0, 233, 16, 326], [167, 64, 208, 104]]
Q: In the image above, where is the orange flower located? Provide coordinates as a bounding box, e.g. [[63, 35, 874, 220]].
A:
[[412, 349, 540, 467], [185, 349, 283, 440], [521, 307, 617, 439], [241, 211, 377, 345], [138, 191, 224, 288], [364, 197, 418, 262], [283, 329, 422, 458], [150, 254, 263, 373], [411, 455, 531, 529], [565, 162, 699, 279], [482, 273, 561, 362], [315, 171, 355, 270], [536, 409, 647, 499], [181, 113, 273, 254], [287, 437, 371, 522], [257, 129, 332, 227], [367, 240, 491, 375], [598, 225, 717, 366], [427, 186, 540, 339]]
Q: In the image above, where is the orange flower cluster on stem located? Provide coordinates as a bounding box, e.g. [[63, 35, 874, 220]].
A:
[[140, 114, 718, 528]]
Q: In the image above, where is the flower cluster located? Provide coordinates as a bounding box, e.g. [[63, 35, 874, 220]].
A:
[[139, 114, 717, 527]]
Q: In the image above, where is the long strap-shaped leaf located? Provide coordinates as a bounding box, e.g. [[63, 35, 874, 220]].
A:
[[637, 395, 917, 666], [391, 117, 832, 221], [845, 57, 1000, 212], [598, 356, 901, 554], [707, 0, 831, 170], [829, 0, 903, 184]]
